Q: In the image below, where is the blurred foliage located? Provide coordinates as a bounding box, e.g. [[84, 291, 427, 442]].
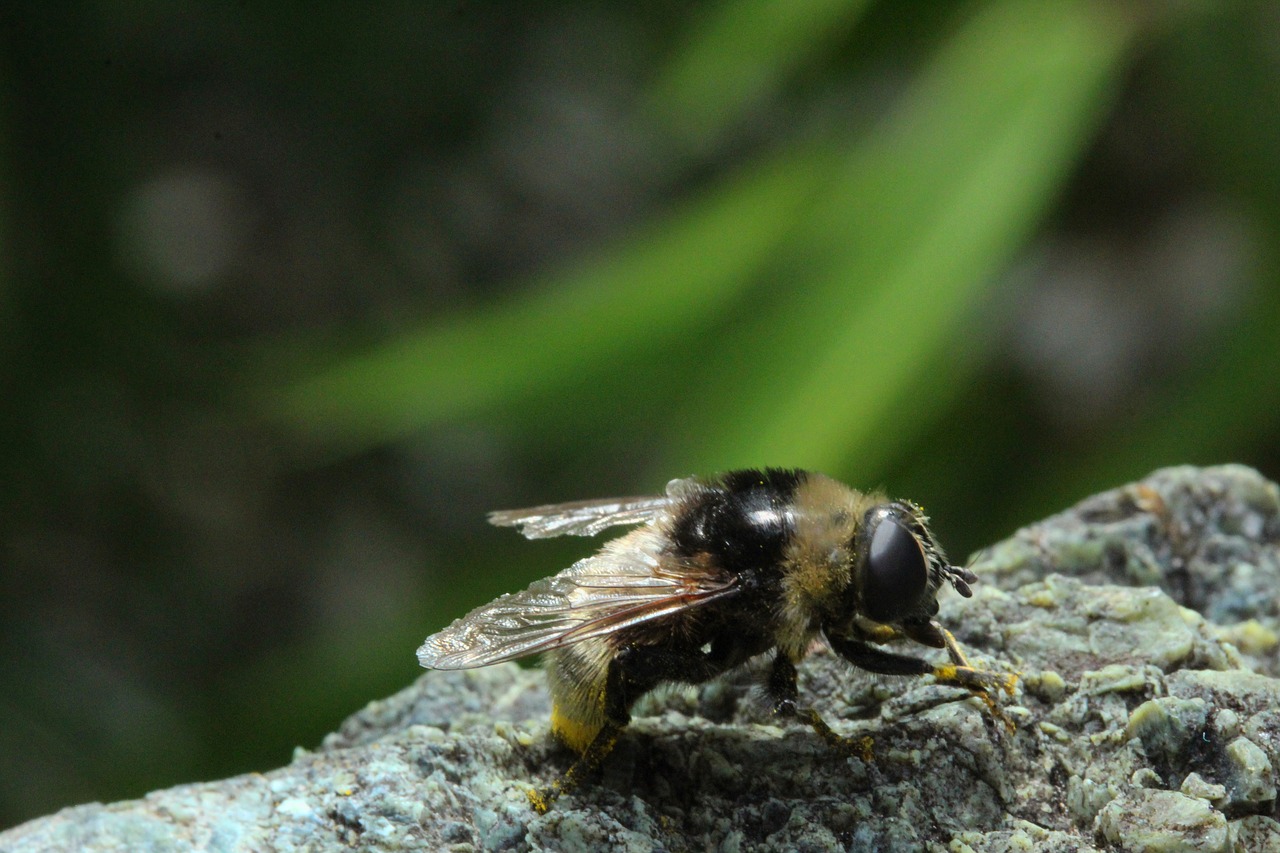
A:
[[267, 1, 1130, 476], [3, 0, 1280, 832]]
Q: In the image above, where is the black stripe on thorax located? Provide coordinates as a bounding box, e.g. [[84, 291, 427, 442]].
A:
[[669, 468, 806, 579]]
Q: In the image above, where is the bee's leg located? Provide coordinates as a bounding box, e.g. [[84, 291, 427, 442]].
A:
[[933, 626, 1019, 728], [861, 623, 902, 644], [530, 664, 635, 814], [826, 633, 938, 678], [897, 619, 1018, 697], [940, 626, 974, 668], [826, 633, 1016, 729], [766, 654, 873, 760], [529, 722, 623, 814], [931, 626, 1019, 697], [530, 645, 734, 812]]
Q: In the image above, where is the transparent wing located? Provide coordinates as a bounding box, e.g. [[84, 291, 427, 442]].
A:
[[487, 475, 708, 539], [417, 527, 737, 670], [487, 495, 672, 539]]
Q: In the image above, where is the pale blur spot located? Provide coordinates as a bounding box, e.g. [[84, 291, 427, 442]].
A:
[[118, 167, 250, 295], [1008, 202, 1253, 430]]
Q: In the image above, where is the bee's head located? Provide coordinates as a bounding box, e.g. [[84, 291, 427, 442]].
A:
[[850, 502, 976, 626]]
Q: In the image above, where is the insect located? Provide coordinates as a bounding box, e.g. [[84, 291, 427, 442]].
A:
[[417, 469, 1014, 812]]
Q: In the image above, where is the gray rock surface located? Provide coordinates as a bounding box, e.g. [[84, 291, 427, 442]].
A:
[[4, 465, 1279, 852]]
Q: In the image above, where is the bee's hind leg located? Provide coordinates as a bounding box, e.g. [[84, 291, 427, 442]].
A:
[[530, 645, 735, 813], [528, 722, 624, 814], [530, 667, 635, 814], [768, 654, 874, 761]]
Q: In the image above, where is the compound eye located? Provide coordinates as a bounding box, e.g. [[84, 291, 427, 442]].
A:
[[862, 514, 928, 624]]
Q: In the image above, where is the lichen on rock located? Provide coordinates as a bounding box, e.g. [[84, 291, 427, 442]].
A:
[[3, 465, 1279, 851]]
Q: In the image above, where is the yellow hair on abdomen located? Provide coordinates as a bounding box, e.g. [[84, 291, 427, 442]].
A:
[[545, 638, 613, 753], [550, 705, 603, 753]]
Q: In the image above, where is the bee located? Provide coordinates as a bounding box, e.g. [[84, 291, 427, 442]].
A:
[[417, 469, 1014, 812]]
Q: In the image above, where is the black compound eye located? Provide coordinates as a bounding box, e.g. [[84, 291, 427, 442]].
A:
[[861, 514, 929, 624]]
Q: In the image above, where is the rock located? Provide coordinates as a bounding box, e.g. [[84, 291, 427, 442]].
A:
[[3, 465, 1279, 851], [974, 464, 1280, 676], [1096, 789, 1230, 852]]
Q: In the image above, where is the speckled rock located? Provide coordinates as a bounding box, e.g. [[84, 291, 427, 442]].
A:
[[974, 464, 1280, 676], [3, 465, 1279, 852], [1096, 789, 1229, 852]]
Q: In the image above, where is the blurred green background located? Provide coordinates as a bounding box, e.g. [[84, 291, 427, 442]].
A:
[[3, 0, 1280, 829]]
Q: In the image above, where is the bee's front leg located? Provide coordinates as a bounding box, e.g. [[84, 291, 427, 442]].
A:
[[933, 626, 1019, 729], [826, 630, 1016, 730]]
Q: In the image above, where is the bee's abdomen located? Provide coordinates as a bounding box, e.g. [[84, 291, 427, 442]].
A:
[[551, 705, 603, 754], [546, 641, 612, 753]]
